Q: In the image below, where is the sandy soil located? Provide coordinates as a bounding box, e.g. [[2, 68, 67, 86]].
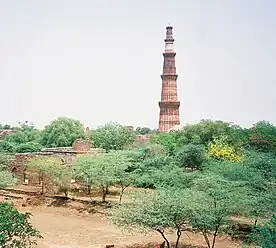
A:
[[22, 206, 242, 248]]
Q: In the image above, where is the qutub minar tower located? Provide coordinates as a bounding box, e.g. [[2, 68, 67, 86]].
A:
[[158, 25, 180, 132]]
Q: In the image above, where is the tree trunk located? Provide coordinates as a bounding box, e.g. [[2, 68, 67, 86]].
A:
[[105, 186, 109, 194], [175, 229, 181, 248], [119, 185, 126, 203], [157, 229, 170, 248], [102, 187, 107, 202], [41, 173, 45, 195], [87, 185, 91, 195]]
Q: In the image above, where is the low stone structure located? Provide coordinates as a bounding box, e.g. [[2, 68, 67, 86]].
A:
[[0, 129, 15, 140], [9, 139, 105, 195]]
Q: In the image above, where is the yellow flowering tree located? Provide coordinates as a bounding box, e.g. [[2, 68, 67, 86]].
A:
[[207, 136, 243, 162]]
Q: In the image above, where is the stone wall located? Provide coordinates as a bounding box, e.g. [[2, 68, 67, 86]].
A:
[[9, 139, 105, 195], [72, 139, 91, 153]]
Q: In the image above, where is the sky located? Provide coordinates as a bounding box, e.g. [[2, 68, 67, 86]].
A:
[[0, 0, 275, 129]]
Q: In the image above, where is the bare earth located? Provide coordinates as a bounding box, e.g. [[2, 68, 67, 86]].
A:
[[22, 206, 242, 248]]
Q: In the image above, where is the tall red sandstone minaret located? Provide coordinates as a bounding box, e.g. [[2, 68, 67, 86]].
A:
[[158, 25, 180, 132]]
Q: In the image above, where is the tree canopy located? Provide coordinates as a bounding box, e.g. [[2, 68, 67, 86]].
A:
[[41, 117, 85, 147], [91, 122, 136, 152]]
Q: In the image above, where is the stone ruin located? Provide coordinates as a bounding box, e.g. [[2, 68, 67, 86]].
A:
[[8, 139, 105, 195]]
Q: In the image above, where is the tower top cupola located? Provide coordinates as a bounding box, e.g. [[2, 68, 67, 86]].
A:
[[164, 25, 175, 53]]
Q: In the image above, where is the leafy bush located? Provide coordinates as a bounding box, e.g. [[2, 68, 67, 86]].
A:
[[0, 171, 17, 187], [91, 122, 135, 152], [0, 153, 12, 171], [42, 117, 85, 147], [244, 150, 276, 181], [0, 202, 42, 247], [0, 122, 43, 153], [14, 142, 43, 153], [207, 137, 243, 162], [248, 121, 276, 153], [150, 131, 181, 155], [175, 144, 206, 170], [250, 215, 276, 247], [140, 143, 167, 159]]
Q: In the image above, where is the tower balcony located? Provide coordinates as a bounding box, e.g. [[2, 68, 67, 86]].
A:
[[159, 101, 180, 108]]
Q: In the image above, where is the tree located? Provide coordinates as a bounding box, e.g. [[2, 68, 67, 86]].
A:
[[0, 153, 17, 187], [178, 120, 246, 148], [41, 117, 85, 147], [0, 171, 17, 188], [175, 144, 206, 170], [55, 168, 72, 197], [0, 202, 42, 247], [0, 122, 42, 153], [73, 151, 133, 202], [190, 173, 249, 248], [0, 153, 12, 171], [244, 150, 276, 181], [27, 156, 65, 194], [248, 121, 276, 153], [140, 143, 167, 159], [150, 131, 182, 155], [91, 122, 136, 152], [111, 150, 139, 202], [109, 189, 195, 248], [14, 142, 43, 153], [135, 127, 154, 135]]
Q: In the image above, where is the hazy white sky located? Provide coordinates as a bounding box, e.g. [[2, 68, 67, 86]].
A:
[[0, 0, 275, 129]]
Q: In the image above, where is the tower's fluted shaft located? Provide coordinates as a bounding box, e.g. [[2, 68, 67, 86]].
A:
[[158, 26, 180, 132]]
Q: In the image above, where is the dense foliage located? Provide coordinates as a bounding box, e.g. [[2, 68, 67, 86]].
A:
[[0, 122, 42, 153], [175, 144, 205, 170], [41, 117, 85, 147], [0, 118, 275, 247], [0, 202, 42, 247], [91, 122, 136, 151]]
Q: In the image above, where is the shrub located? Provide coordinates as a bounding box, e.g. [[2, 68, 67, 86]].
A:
[[175, 144, 206, 170], [0, 202, 42, 247], [15, 141, 43, 153], [207, 137, 243, 162]]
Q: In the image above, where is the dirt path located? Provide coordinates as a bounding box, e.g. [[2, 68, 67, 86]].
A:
[[22, 206, 243, 248]]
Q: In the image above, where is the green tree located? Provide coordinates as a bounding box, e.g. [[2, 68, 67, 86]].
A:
[[0, 122, 42, 153], [175, 144, 206, 170], [27, 156, 65, 194], [91, 122, 136, 152], [150, 131, 182, 155], [109, 189, 195, 248], [55, 167, 72, 197], [0, 153, 17, 187], [14, 142, 43, 153], [41, 117, 85, 147], [73, 151, 133, 202], [0, 153, 12, 170], [248, 121, 276, 153], [244, 150, 276, 181], [0, 202, 42, 247], [135, 127, 154, 135], [0, 171, 17, 188]]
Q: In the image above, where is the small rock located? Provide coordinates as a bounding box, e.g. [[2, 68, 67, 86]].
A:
[[21, 197, 27, 207], [106, 245, 114, 248]]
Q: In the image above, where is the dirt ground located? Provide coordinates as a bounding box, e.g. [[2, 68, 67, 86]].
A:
[[20, 206, 243, 248]]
